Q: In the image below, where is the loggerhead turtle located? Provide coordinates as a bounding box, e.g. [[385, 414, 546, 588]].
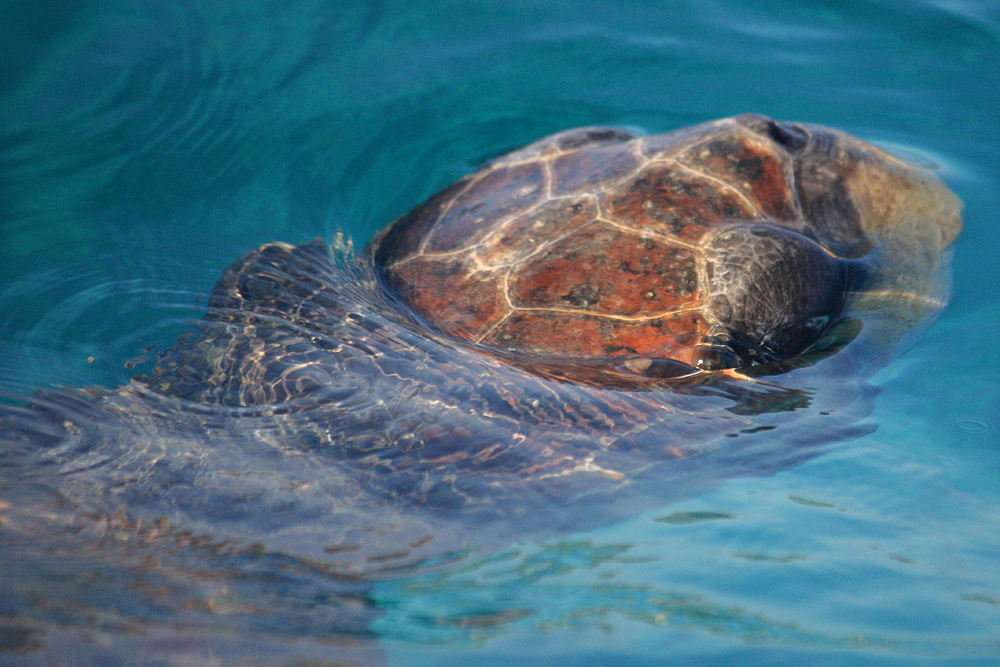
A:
[[15, 112, 943, 541], [0, 115, 964, 657], [371, 113, 962, 382]]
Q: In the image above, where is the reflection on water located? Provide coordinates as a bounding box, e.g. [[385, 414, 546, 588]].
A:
[[0, 233, 927, 667], [0, 255, 210, 394]]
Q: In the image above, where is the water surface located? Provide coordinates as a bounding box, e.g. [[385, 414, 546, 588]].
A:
[[1, 1, 998, 665]]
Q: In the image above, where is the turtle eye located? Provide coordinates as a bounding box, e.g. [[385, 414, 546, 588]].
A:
[[688, 346, 743, 371], [617, 358, 698, 380]]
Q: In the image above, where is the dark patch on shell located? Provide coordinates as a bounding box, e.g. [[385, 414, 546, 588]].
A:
[[556, 127, 637, 150], [426, 163, 545, 253], [551, 144, 640, 194]]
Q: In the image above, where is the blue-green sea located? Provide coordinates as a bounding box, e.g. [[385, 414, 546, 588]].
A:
[[1, 1, 999, 665]]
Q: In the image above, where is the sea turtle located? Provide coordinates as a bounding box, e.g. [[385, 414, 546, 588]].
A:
[[0, 115, 962, 653], [3, 112, 954, 549], [372, 113, 962, 380], [7, 114, 963, 527]]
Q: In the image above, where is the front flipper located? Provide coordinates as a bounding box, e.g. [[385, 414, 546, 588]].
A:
[[142, 239, 376, 406]]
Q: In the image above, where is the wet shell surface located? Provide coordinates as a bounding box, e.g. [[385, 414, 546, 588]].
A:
[[372, 114, 962, 376]]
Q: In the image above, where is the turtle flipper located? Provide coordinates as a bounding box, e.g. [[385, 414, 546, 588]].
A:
[[143, 239, 358, 405]]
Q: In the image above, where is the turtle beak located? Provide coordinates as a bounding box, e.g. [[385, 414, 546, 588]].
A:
[[790, 124, 963, 337]]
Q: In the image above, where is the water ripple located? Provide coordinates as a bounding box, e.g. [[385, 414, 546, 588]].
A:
[[0, 256, 210, 393]]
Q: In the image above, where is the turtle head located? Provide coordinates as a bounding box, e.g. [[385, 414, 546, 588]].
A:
[[738, 115, 963, 263], [763, 118, 963, 336], [687, 117, 964, 371]]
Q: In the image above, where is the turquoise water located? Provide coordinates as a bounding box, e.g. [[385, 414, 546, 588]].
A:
[[1, 1, 999, 665]]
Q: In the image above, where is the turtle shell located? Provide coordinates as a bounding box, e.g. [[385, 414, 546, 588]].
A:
[[372, 114, 962, 375]]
